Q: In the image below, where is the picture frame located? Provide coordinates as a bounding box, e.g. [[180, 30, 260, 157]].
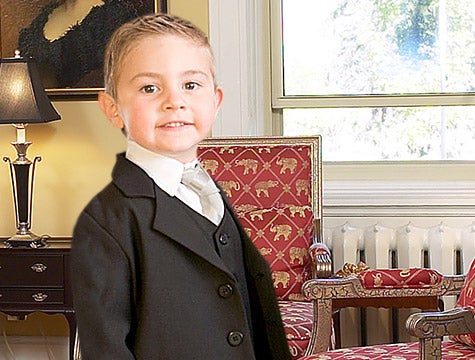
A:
[[0, 0, 167, 101]]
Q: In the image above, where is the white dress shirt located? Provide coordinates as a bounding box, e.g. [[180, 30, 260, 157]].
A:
[[125, 140, 223, 224]]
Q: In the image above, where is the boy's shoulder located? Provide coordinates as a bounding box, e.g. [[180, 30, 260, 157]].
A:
[[79, 153, 154, 216]]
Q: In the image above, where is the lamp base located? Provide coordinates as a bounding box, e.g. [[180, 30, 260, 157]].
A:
[[4, 232, 48, 248]]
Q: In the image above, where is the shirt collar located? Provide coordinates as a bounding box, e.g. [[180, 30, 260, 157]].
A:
[[125, 140, 197, 197]]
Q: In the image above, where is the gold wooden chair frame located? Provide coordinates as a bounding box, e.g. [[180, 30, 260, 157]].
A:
[[301, 272, 466, 357], [198, 135, 332, 358], [407, 306, 475, 359]]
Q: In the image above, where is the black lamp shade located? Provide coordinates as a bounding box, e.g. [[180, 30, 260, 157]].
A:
[[0, 56, 60, 124]]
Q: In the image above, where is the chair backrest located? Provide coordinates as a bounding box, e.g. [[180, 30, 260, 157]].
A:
[[198, 136, 322, 301]]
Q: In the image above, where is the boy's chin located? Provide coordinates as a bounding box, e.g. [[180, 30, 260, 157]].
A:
[[163, 146, 199, 163]]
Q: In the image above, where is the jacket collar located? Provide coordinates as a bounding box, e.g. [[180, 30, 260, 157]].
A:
[[112, 153, 156, 198]]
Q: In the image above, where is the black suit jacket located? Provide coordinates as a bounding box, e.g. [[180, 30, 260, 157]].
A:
[[71, 153, 291, 360]]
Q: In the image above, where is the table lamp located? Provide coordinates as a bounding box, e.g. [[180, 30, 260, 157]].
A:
[[0, 51, 61, 248]]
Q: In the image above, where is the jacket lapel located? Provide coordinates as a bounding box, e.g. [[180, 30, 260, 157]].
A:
[[112, 153, 231, 275]]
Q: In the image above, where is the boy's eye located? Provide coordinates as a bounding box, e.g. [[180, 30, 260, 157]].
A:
[[141, 85, 158, 93], [184, 82, 199, 90]]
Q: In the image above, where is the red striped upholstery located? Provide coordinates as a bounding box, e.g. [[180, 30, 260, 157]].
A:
[[299, 341, 475, 360]]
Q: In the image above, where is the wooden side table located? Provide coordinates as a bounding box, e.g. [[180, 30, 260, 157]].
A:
[[0, 237, 75, 360]]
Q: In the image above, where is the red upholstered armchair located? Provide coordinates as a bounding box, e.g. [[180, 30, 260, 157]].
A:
[[197, 136, 331, 358], [299, 260, 475, 360]]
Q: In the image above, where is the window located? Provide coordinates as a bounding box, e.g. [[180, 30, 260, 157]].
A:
[[272, 0, 475, 161]]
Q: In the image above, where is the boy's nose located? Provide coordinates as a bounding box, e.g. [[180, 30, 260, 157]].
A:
[[162, 89, 186, 110]]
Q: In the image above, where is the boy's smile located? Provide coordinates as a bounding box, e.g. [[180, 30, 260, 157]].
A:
[[99, 34, 223, 163]]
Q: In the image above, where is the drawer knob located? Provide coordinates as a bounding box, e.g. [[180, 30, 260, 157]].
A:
[[31, 263, 47, 273], [32, 293, 48, 302]]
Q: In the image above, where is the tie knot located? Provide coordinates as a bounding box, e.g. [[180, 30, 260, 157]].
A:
[[181, 166, 217, 195]]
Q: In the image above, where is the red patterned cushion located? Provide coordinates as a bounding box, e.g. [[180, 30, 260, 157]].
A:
[[299, 340, 475, 359], [358, 268, 443, 289], [450, 257, 475, 349], [198, 142, 316, 300], [279, 300, 313, 359]]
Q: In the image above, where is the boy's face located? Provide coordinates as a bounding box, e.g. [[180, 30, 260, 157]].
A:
[[100, 34, 223, 163]]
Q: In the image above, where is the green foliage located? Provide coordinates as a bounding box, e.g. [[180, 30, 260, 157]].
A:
[[395, 0, 438, 60]]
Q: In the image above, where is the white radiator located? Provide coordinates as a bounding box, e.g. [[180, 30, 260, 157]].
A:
[[323, 221, 475, 347]]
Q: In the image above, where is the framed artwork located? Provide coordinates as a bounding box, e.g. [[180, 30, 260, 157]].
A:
[[0, 0, 167, 100]]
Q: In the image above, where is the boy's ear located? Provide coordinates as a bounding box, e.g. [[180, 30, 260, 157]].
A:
[[98, 92, 124, 129], [214, 86, 224, 113]]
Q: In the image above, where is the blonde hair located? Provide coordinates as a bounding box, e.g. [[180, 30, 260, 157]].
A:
[[103, 13, 215, 99]]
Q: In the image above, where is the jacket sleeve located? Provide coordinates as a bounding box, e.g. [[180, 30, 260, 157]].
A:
[[71, 210, 135, 360]]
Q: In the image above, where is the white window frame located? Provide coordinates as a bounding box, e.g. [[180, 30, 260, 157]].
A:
[[208, 0, 274, 136], [208, 0, 475, 220], [269, 0, 475, 109]]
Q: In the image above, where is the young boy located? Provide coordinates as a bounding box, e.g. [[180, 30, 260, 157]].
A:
[[70, 13, 291, 360]]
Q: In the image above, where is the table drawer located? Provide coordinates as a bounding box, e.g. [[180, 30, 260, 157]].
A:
[[0, 289, 65, 304], [0, 255, 64, 287]]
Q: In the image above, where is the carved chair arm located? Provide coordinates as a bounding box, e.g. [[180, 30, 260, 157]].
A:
[[407, 307, 475, 339], [405, 308, 475, 360], [303, 274, 465, 301]]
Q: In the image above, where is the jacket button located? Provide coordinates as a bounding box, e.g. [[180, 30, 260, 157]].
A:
[[218, 284, 234, 298], [227, 331, 244, 346], [219, 233, 229, 245]]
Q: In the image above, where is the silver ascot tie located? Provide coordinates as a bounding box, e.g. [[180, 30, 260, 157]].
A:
[[181, 165, 224, 225]]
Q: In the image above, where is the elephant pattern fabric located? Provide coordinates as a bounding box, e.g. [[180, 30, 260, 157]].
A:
[[198, 139, 320, 359], [198, 142, 318, 300], [358, 267, 443, 289]]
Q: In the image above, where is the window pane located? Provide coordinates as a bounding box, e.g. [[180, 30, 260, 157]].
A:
[[283, 106, 475, 161], [282, 0, 475, 96]]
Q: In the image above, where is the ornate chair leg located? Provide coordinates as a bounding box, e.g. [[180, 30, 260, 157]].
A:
[[419, 337, 442, 360], [304, 298, 333, 355]]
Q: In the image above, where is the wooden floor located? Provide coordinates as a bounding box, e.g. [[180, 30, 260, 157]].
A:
[[0, 336, 68, 360]]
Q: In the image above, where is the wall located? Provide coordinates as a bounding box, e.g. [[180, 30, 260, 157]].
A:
[[0, 102, 126, 238], [0, 0, 209, 337], [169, 0, 208, 33], [0, 0, 208, 238]]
